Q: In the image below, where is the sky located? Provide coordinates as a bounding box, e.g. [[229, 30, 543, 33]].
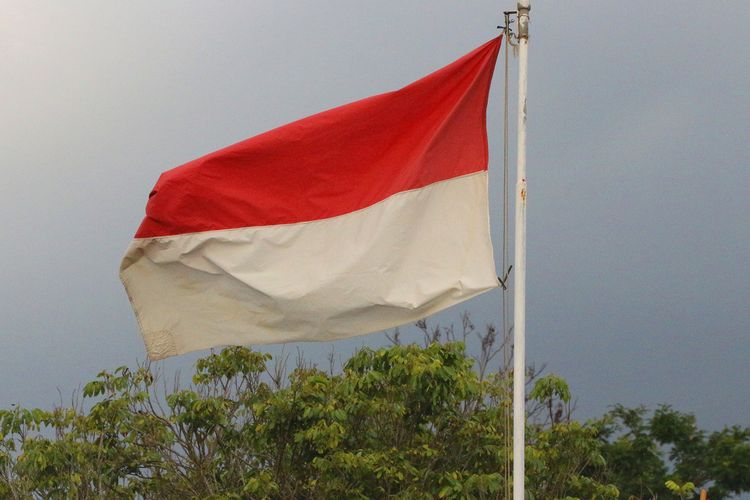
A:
[[1, 0, 749, 433]]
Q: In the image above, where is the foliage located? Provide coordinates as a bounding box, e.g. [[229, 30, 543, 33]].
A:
[[665, 479, 696, 499], [0, 342, 616, 499], [1, 333, 748, 499], [598, 404, 750, 499]]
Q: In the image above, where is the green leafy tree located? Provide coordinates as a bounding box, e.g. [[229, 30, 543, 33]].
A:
[[599, 404, 750, 499], [3, 316, 747, 500], [0, 342, 616, 499]]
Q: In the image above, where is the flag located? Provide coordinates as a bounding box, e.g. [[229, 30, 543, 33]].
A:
[[121, 37, 501, 360]]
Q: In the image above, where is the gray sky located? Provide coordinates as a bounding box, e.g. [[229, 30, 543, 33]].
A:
[[1, 1, 748, 431]]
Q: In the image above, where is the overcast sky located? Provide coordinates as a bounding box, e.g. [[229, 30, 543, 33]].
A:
[[1, 1, 748, 431]]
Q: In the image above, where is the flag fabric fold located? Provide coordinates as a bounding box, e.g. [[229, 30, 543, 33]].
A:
[[121, 37, 501, 360]]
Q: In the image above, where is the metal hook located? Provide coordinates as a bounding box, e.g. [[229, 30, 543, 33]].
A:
[[501, 10, 520, 47]]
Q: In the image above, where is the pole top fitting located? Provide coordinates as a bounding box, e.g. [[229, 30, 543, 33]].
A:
[[517, 0, 530, 10]]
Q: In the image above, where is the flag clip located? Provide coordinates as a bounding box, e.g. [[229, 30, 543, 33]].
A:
[[497, 265, 513, 290]]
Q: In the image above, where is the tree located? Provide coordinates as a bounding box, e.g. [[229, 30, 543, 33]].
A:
[[2, 326, 748, 499], [0, 342, 616, 499], [599, 404, 750, 499]]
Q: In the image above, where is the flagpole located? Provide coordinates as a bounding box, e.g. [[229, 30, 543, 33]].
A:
[[513, 1, 529, 500]]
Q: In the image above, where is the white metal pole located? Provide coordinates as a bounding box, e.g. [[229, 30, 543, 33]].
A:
[[513, 1, 529, 500]]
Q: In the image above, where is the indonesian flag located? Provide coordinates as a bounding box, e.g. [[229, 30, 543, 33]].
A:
[[121, 37, 501, 360]]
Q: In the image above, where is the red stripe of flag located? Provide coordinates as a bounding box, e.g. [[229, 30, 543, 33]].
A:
[[135, 37, 501, 238]]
